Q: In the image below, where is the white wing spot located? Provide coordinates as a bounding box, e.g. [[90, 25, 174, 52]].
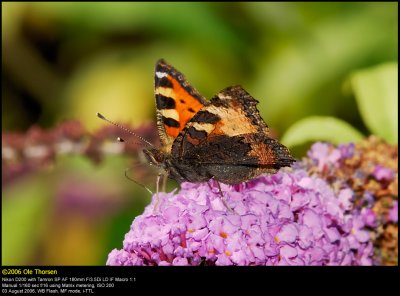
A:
[[156, 72, 168, 78], [191, 122, 215, 134]]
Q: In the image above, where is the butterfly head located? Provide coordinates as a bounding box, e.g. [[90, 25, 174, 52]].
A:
[[142, 148, 166, 168]]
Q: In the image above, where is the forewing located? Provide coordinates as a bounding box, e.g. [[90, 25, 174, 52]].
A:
[[154, 59, 207, 152]]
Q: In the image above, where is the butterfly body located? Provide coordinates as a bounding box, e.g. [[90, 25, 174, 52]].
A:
[[144, 59, 295, 185]]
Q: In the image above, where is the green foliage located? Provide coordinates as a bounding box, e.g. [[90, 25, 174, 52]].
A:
[[282, 62, 398, 148], [2, 179, 51, 265], [2, 2, 397, 132], [250, 2, 397, 133], [281, 116, 364, 147], [349, 63, 398, 144]]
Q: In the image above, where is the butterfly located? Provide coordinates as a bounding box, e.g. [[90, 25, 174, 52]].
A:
[[142, 59, 295, 186]]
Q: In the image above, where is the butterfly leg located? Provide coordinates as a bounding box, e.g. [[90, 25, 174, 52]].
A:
[[153, 172, 163, 213], [124, 165, 153, 195], [214, 180, 236, 214], [161, 170, 168, 192]]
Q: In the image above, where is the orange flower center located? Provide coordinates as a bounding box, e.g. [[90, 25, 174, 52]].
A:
[[220, 231, 228, 239]]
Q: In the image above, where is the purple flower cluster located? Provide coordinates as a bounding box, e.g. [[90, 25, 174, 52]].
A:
[[107, 169, 373, 266], [306, 142, 351, 172], [306, 142, 398, 219], [372, 165, 395, 182], [302, 141, 398, 265], [389, 201, 398, 223]]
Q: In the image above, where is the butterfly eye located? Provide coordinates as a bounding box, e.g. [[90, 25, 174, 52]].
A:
[[143, 148, 165, 166]]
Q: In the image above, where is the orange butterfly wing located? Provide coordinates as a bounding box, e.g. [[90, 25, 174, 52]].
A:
[[154, 59, 207, 152]]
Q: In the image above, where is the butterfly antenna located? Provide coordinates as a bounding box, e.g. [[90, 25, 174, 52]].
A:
[[117, 137, 145, 147], [96, 112, 155, 148]]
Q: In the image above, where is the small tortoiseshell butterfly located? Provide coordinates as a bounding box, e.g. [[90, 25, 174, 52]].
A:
[[142, 59, 295, 185]]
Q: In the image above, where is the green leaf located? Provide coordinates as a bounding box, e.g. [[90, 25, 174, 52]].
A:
[[350, 63, 398, 144], [281, 116, 364, 148]]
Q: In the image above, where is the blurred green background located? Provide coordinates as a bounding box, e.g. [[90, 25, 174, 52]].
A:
[[2, 2, 398, 265]]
